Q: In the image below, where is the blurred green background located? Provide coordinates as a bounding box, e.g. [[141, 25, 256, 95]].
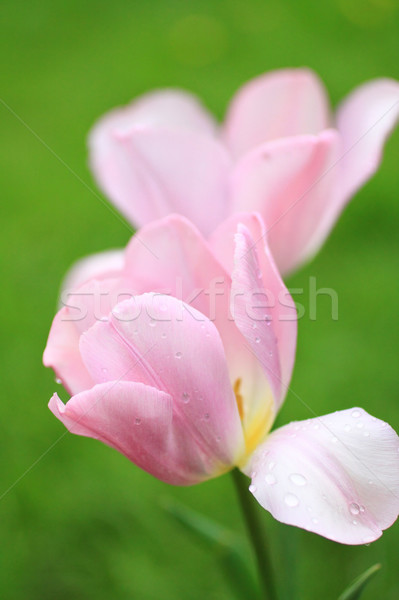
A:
[[1, 0, 398, 598]]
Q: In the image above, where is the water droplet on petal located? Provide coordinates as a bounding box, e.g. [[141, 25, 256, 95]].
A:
[[284, 493, 299, 508], [349, 502, 360, 516], [175, 352, 182, 359], [312, 518, 319, 525], [182, 392, 190, 403], [290, 473, 307, 486], [265, 473, 276, 485], [352, 410, 361, 418], [161, 332, 167, 339], [55, 377, 62, 385], [356, 422, 364, 429], [268, 461, 276, 471], [101, 367, 108, 375], [255, 337, 261, 344], [204, 413, 210, 421], [331, 436, 338, 443], [149, 320, 156, 327], [251, 322, 257, 330], [134, 418, 141, 425], [352, 520, 358, 525], [344, 424, 351, 432], [359, 505, 365, 513], [363, 431, 370, 437], [249, 484, 257, 493]]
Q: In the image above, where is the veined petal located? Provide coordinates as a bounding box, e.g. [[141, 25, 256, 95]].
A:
[[230, 131, 340, 275], [223, 68, 331, 159], [244, 408, 399, 544], [336, 78, 399, 200], [80, 293, 245, 468], [89, 126, 231, 236], [49, 381, 229, 485]]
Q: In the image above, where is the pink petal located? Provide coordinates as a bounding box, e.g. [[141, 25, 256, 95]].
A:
[[209, 213, 297, 404], [44, 276, 138, 394], [89, 90, 217, 142], [244, 408, 399, 544], [230, 131, 340, 275], [89, 126, 230, 236], [61, 249, 125, 295], [223, 68, 331, 159], [43, 306, 94, 395], [49, 382, 229, 485], [336, 78, 399, 200], [79, 293, 245, 468]]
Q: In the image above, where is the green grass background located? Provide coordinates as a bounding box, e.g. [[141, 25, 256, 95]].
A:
[[1, 0, 398, 598]]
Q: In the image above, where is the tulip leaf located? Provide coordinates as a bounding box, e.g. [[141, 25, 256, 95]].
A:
[[338, 563, 381, 600], [163, 498, 260, 599]]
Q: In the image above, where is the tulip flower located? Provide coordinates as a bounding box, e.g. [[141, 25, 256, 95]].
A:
[[44, 213, 399, 544], [89, 68, 399, 275]]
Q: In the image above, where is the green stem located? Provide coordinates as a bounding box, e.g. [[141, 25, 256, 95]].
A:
[[231, 469, 278, 600]]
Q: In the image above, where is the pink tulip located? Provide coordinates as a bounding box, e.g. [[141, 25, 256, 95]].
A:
[[44, 213, 399, 544], [89, 69, 399, 275]]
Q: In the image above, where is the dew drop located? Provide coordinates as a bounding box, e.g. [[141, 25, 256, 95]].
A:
[[101, 367, 108, 375], [351, 410, 361, 419], [182, 392, 190, 404], [149, 320, 156, 328], [255, 337, 261, 344], [249, 484, 257, 493], [312, 518, 319, 525], [344, 424, 351, 432], [363, 431, 370, 437], [313, 424, 319, 430], [356, 422, 364, 429], [331, 436, 338, 443], [268, 461, 276, 471], [290, 473, 307, 487], [134, 418, 141, 425], [349, 502, 360, 516], [251, 322, 257, 330], [284, 493, 299, 508], [265, 473, 276, 485], [204, 413, 210, 421], [175, 352, 183, 359], [55, 377, 62, 385], [359, 505, 365, 513], [352, 520, 358, 526], [161, 332, 167, 339]]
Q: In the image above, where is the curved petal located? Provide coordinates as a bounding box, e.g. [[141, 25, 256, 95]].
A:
[[61, 249, 125, 296], [79, 293, 245, 468], [209, 212, 297, 402], [223, 68, 331, 159], [43, 276, 139, 394], [43, 306, 94, 395], [230, 131, 341, 275], [336, 78, 399, 200], [49, 381, 230, 486], [89, 126, 231, 236], [89, 90, 217, 143], [244, 408, 399, 544]]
